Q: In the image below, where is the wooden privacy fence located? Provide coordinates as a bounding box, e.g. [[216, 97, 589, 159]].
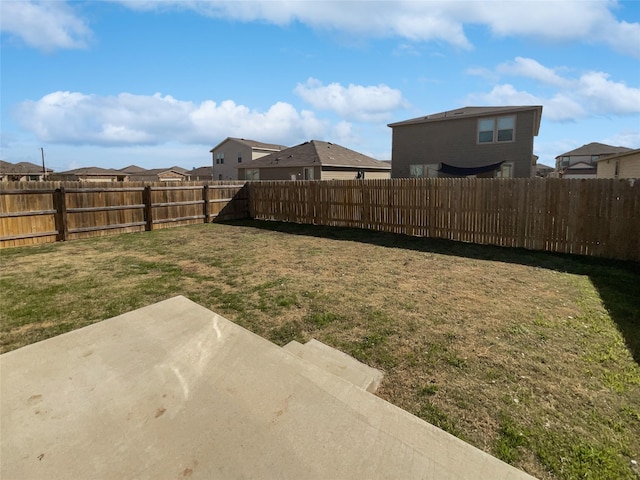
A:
[[248, 178, 640, 261], [0, 181, 248, 248]]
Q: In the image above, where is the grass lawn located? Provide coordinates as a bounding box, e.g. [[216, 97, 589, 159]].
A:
[[1, 220, 639, 479]]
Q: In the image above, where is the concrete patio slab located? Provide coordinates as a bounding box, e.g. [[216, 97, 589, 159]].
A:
[[283, 339, 383, 393], [1, 296, 536, 479]]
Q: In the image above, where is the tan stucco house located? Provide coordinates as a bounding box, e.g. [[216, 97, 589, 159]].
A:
[[555, 142, 632, 178], [0, 160, 53, 181], [388, 105, 542, 178], [596, 148, 640, 180], [210, 138, 287, 180], [237, 140, 390, 181]]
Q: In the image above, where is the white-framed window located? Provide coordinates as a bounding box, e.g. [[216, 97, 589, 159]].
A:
[[496, 163, 513, 178], [215, 153, 224, 164], [478, 116, 515, 143], [245, 169, 259, 180], [410, 164, 439, 178]]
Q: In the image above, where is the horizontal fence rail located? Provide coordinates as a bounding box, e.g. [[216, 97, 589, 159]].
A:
[[3, 178, 638, 261], [0, 181, 248, 248], [248, 178, 640, 262]]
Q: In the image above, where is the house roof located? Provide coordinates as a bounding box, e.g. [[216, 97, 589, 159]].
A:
[[209, 137, 287, 153], [137, 168, 188, 176], [0, 160, 53, 174], [120, 165, 147, 174], [596, 147, 640, 162], [241, 140, 391, 170], [58, 167, 126, 176], [188, 166, 214, 177], [388, 106, 543, 135], [556, 142, 633, 159]]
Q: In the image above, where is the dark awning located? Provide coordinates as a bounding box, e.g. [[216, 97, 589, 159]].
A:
[[438, 161, 504, 176]]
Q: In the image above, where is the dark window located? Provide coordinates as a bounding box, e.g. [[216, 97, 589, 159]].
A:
[[497, 116, 514, 142], [478, 118, 494, 143], [478, 116, 515, 143]]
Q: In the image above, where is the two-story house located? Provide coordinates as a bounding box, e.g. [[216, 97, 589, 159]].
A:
[[555, 142, 633, 178], [210, 138, 287, 180], [388, 106, 542, 178]]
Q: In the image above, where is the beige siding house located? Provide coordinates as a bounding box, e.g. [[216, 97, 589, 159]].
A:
[[555, 142, 632, 178], [210, 138, 287, 180], [237, 140, 390, 181], [597, 148, 640, 180], [0, 160, 52, 181], [388, 106, 542, 178]]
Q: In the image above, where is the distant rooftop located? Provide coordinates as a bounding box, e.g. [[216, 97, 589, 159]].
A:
[[245, 140, 390, 170], [210, 137, 287, 153], [556, 142, 633, 159]]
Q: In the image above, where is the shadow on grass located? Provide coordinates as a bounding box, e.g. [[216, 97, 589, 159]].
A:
[[222, 219, 640, 364]]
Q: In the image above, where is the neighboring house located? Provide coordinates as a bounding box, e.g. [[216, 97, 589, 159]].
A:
[[388, 105, 543, 178], [596, 148, 640, 180], [127, 167, 189, 182], [188, 166, 214, 181], [52, 167, 129, 182], [555, 142, 632, 178], [535, 163, 554, 178], [236, 140, 391, 181], [0, 160, 53, 181], [210, 138, 287, 180]]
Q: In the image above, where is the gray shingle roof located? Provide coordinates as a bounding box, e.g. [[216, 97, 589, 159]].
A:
[[244, 140, 390, 170], [188, 166, 214, 177], [556, 142, 633, 158], [58, 167, 127, 175], [596, 148, 640, 162], [388, 106, 543, 135]]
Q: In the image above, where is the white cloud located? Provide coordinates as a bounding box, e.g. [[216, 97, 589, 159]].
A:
[[465, 84, 585, 122], [576, 71, 640, 115], [602, 129, 640, 149], [497, 57, 571, 88], [294, 78, 407, 122], [6, 1, 638, 57], [0, 0, 90, 51], [111, 0, 639, 57], [469, 58, 640, 121], [14, 91, 330, 147]]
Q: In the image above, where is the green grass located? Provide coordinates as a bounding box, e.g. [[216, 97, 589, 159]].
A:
[[1, 220, 639, 480]]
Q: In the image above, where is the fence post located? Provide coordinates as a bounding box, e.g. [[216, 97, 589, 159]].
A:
[[203, 184, 210, 223], [53, 187, 68, 241], [143, 186, 153, 231]]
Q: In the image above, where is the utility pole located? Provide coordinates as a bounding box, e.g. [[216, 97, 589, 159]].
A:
[[41, 147, 47, 180]]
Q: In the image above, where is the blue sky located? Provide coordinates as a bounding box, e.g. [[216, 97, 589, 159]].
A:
[[1, 0, 639, 172]]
